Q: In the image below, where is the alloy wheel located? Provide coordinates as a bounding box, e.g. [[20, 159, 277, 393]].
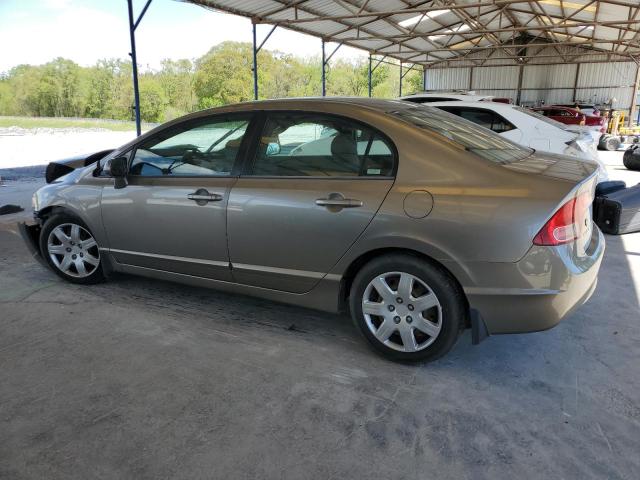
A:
[[47, 223, 100, 278], [362, 271, 442, 352]]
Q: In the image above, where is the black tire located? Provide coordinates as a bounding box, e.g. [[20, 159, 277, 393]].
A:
[[623, 146, 640, 171], [39, 212, 105, 284], [603, 136, 621, 151], [349, 253, 465, 362]]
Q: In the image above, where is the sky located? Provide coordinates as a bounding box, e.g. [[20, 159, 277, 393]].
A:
[[0, 0, 367, 74]]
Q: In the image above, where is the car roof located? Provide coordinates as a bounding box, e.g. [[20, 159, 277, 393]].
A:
[[187, 96, 414, 117]]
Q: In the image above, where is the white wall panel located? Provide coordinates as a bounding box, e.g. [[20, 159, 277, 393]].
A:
[[522, 64, 576, 89], [578, 62, 636, 88], [427, 59, 638, 110], [519, 89, 574, 106], [424, 68, 470, 90], [472, 66, 519, 89]]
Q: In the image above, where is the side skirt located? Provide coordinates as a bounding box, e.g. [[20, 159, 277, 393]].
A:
[[112, 259, 343, 314]]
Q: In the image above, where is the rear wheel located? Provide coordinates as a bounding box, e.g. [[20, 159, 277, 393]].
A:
[[349, 254, 465, 362], [39, 213, 105, 284]]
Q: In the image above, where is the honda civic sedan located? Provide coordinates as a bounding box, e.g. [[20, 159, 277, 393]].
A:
[[20, 98, 604, 362]]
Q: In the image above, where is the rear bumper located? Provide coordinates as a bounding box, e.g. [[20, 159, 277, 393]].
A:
[[18, 221, 46, 267], [465, 226, 605, 334]]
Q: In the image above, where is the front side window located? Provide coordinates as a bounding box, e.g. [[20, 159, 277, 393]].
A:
[[129, 116, 251, 176], [389, 104, 532, 164], [250, 113, 395, 177]]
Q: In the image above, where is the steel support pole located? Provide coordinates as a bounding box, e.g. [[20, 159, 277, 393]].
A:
[[399, 62, 402, 97], [423, 65, 427, 91], [515, 64, 524, 106], [630, 62, 640, 126], [572, 63, 581, 103], [253, 23, 259, 100], [127, 0, 141, 136], [321, 40, 326, 97], [368, 55, 372, 97]]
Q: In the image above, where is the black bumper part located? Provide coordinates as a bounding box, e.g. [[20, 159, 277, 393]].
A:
[[18, 222, 47, 267], [470, 309, 490, 345]]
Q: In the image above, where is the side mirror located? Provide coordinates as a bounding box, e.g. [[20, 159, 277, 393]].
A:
[[266, 142, 281, 156], [110, 156, 128, 189]]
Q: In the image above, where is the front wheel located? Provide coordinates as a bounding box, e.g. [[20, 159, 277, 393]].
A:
[[39, 213, 105, 284], [349, 254, 465, 362]]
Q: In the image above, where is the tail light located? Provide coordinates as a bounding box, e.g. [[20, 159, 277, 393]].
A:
[[533, 192, 593, 246], [579, 115, 586, 126]]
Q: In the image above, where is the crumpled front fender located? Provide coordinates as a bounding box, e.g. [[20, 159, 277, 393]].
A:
[[18, 222, 47, 267]]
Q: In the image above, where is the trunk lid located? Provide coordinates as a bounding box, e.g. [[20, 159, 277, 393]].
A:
[[501, 150, 599, 183]]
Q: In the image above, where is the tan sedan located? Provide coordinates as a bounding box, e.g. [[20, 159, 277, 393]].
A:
[[21, 98, 604, 361]]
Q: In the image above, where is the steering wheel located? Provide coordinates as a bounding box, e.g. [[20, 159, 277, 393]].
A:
[[181, 147, 205, 165]]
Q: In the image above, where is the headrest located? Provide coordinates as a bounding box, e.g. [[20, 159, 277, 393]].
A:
[[225, 138, 242, 149], [331, 133, 357, 157]]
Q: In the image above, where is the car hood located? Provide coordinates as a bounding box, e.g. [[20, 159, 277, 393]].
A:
[[45, 149, 114, 183]]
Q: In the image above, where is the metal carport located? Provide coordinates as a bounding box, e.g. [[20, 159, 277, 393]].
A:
[[126, 0, 640, 135]]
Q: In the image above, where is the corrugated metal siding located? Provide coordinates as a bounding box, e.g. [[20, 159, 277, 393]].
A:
[[578, 62, 637, 87], [427, 59, 638, 111], [520, 89, 574, 106], [472, 66, 519, 89], [522, 64, 576, 89], [424, 68, 470, 90]]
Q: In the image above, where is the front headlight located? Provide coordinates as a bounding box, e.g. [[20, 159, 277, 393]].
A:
[[31, 193, 39, 212]]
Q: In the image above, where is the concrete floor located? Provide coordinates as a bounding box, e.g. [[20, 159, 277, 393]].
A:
[[0, 153, 639, 479]]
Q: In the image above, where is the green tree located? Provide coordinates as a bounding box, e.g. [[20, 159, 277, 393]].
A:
[[194, 42, 254, 108], [158, 58, 195, 119], [139, 76, 167, 122]]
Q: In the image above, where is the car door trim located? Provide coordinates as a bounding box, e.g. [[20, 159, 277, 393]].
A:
[[232, 262, 342, 281], [101, 248, 230, 268]]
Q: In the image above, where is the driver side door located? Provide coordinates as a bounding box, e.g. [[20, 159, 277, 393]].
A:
[[100, 113, 253, 280]]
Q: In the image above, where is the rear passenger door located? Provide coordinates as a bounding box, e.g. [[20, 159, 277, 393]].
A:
[[226, 112, 396, 293]]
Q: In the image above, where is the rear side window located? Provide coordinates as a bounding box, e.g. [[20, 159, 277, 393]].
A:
[[389, 104, 532, 164], [439, 107, 515, 134], [250, 113, 396, 177]]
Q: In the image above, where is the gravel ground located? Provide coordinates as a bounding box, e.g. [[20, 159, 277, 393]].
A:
[[0, 146, 639, 479], [0, 127, 140, 169]]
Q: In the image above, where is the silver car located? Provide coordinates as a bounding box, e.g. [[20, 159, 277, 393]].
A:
[[20, 98, 604, 361]]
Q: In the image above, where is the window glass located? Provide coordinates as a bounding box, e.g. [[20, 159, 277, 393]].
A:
[[250, 113, 395, 177], [515, 106, 568, 130], [129, 116, 250, 176], [440, 107, 515, 134], [389, 104, 532, 164]]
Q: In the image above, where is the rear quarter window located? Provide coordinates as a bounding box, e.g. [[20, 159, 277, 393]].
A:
[[389, 105, 532, 164]]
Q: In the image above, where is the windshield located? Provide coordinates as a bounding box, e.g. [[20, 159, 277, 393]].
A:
[[514, 106, 569, 130], [389, 104, 533, 163]]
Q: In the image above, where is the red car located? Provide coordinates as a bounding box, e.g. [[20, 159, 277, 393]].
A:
[[532, 106, 606, 132]]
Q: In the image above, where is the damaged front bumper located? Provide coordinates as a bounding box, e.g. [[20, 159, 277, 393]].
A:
[[18, 221, 47, 267]]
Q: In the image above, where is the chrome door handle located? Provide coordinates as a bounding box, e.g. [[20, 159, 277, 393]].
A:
[[188, 193, 222, 201], [187, 189, 223, 205], [315, 198, 363, 208]]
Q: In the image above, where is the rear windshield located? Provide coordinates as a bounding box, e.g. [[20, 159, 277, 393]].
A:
[[389, 105, 533, 163], [514, 106, 569, 130]]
